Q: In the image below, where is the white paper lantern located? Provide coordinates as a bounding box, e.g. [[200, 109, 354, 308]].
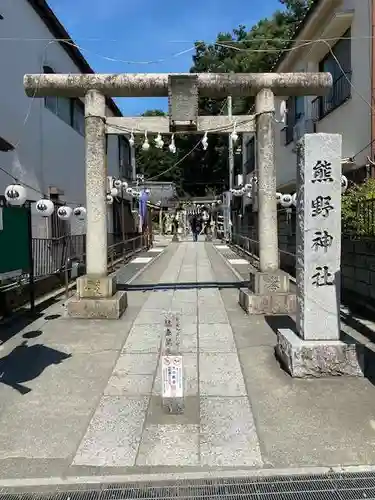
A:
[[73, 206, 86, 220], [113, 179, 122, 189], [292, 193, 297, 206], [244, 183, 252, 191], [341, 175, 348, 193], [106, 194, 114, 204], [240, 187, 246, 194], [145, 188, 151, 195], [57, 205, 72, 220], [35, 198, 54, 217], [280, 194, 293, 208], [122, 181, 128, 189], [110, 187, 119, 197], [4, 184, 27, 206], [276, 192, 282, 203], [126, 187, 133, 195]]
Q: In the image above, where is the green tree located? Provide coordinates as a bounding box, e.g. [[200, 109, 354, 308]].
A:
[[136, 0, 314, 196], [342, 178, 375, 235]]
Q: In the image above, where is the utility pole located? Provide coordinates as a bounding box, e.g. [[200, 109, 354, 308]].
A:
[[227, 95, 234, 241]]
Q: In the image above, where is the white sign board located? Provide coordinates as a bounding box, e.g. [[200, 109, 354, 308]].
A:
[[161, 355, 183, 398]]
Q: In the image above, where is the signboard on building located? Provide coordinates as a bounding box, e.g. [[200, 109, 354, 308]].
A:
[[0, 203, 30, 281]]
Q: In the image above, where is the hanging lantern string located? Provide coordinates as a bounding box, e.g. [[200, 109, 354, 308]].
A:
[[0, 164, 82, 206]]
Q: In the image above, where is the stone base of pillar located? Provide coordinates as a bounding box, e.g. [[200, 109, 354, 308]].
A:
[[66, 275, 127, 319], [238, 270, 296, 315], [239, 288, 296, 314], [275, 328, 364, 378]]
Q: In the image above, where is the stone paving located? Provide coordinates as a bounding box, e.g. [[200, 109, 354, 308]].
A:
[[1, 239, 375, 481], [73, 242, 262, 468]]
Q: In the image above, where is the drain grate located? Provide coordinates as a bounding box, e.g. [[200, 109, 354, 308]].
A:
[[4, 472, 375, 500]]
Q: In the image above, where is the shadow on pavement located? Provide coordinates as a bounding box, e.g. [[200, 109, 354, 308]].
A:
[[0, 340, 71, 395], [0, 310, 44, 345], [0, 305, 62, 346], [264, 315, 295, 336], [22, 330, 43, 339]]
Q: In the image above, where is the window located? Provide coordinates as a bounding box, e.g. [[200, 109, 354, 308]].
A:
[[118, 137, 132, 179], [283, 96, 305, 145], [313, 29, 351, 120], [50, 197, 69, 238], [72, 99, 85, 135], [0, 136, 14, 152], [57, 97, 71, 125], [43, 66, 58, 114], [43, 65, 85, 135], [245, 137, 255, 174]]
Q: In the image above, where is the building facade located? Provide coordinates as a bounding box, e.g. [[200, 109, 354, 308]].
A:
[[0, 0, 133, 239], [242, 0, 373, 195]]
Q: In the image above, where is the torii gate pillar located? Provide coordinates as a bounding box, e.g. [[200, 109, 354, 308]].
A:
[[239, 88, 296, 315], [68, 90, 128, 319]]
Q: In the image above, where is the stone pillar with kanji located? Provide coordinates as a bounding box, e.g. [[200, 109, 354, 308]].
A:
[[276, 133, 364, 377]]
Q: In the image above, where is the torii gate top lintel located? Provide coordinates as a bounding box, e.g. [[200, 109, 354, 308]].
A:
[[24, 72, 332, 98]]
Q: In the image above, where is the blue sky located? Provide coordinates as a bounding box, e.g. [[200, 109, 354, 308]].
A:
[[48, 0, 281, 116]]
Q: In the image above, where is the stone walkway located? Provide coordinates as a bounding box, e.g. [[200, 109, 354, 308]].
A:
[[73, 242, 262, 468], [1, 239, 375, 482]]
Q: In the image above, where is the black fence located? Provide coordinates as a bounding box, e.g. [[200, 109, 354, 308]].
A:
[[32, 233, 146, 279], [342, 198, 375, 238]]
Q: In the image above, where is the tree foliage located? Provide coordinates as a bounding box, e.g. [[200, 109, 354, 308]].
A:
[[135, 0, 314, 197], [342, 178, 375, 235]]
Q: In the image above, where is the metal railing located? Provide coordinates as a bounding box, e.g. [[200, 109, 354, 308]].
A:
[[312, 71, 352, 121], [343, 198, 375, 238], [32, 234, 85, 278], [32, 232, 150, 280], [231, 232, 297, 277]]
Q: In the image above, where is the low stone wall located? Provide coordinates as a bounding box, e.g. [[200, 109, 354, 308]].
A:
[[341, 237, 375, 308]]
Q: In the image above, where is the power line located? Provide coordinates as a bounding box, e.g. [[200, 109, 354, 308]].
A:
[[0, 164, 82, 205]]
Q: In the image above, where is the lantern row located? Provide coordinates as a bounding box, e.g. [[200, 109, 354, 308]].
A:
[[230, 175, 348, 206], [130, 123, 239, 153], [4, 179, 154, 219]]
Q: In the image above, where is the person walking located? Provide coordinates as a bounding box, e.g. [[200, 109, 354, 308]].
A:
[[190, 214, 200, 242]]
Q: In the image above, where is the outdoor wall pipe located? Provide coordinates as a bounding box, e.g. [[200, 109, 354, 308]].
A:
[[24, 72, 333, 98]]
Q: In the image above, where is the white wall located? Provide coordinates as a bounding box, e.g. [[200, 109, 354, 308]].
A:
[[0, 0, 128, 238], [274, 0, 371, 190]]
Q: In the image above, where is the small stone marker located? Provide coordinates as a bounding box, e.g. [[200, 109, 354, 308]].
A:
[[276, 133, 364, 377], [161, 311, 184, 413]]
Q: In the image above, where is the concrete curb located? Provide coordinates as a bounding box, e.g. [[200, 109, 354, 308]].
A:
[[125, 245, 169, 285], [211, 243, 246, 282], [2, 464, 375, 488]]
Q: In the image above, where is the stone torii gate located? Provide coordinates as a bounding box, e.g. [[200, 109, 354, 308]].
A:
[[24, 72, 332, 319]]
